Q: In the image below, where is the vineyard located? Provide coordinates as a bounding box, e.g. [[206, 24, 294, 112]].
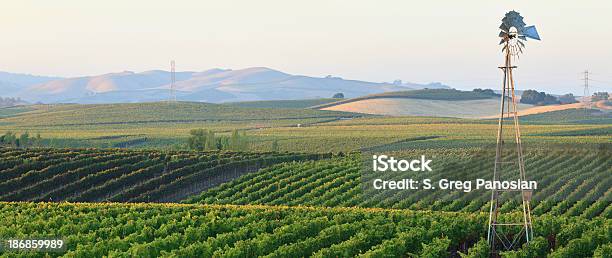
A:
[[0, 102, 610, 256], [0, 202, 609, 257], [2, 102, 609, 152], [0, 148, 329, 203], [0, 145, 609, 256], [187, 149, 612, 220]]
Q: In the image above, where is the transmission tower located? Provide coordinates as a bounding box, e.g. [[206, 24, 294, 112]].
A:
[[488, 11, 539, 255], [169, 60, 176, 103], [583, 70, 590, 110]]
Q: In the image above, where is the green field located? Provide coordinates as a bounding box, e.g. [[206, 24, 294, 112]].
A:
[[518, 108, 612, 124], [186, 149, 611, 218], [1, 202, 609, 257], [0, 102, 609, 152], [0, 101, 610, 256], [225, 98, 340, 109], [0, 148, 330, 203]]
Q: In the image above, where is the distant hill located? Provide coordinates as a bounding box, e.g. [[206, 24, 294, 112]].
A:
[[0, 71, 61, 96], [316, 89, 531, 118], [312, 89, 500, 109], [0, 67, 451, 104]]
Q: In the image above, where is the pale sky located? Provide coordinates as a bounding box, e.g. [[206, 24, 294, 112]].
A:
[[1, 0, 611, 94]]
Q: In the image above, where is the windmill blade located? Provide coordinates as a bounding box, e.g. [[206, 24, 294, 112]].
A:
[[498, 11, 541, 54], [522, 25, 540, 40], [499, 23, 510, 32], [502, 11, 526, 30]]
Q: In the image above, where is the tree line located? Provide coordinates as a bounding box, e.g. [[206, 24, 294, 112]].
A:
[[0, 97, 26, 107], [520, 90, 610, 106], [0, 131, 42, 148], [187, 129, 249, 151]]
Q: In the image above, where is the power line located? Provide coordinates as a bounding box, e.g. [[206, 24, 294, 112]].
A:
[[169, 60, 176, 103]]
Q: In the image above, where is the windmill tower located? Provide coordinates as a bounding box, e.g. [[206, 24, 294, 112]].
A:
[[487, 11, 540, 255]]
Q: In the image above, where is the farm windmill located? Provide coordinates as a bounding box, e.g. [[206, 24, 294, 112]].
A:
[[487, 10, 540, 254]]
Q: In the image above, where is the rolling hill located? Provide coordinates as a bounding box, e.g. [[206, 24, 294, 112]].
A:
[[0, 71, 61, 96], [224, 98, 341, 109], [0, 102, 362, 127], [1, 68, 450, 104], [316, 89, 532, 118]]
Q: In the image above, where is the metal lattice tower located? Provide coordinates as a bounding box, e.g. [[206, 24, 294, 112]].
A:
[[583, 70, 590, 110], [169, 60, 176, 103], [487, 11, 539, 255]]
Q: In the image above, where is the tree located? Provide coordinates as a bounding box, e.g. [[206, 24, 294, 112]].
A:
[[19, 132, 30, 148], [332, 93, 345, 99], [543, 94, 559, 105], [592, 92, 609, 101], [228, 129, 249, 151], [240, 131, 249, 150], [35, 133, 42, 147], [205, 130, 216, 150], [473, 88, 497, 96], [0, 131, 23, 147], [520, 90, 560, 105], [0, 97, 26, 107], [229, 129, 240, 150], [271, 140, 279, 152], [187, 129, 206, 151], [558, 93, 577, 104]]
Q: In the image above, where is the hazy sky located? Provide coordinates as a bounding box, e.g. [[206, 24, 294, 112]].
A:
[[1, 0, 611, 94]]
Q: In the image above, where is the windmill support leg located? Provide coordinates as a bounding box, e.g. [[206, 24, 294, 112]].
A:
[[488, 45, 533, 255]]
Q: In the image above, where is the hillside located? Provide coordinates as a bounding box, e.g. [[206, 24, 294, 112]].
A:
[[321, 98, 534, 118], [316, 89, 608, 119], [0, 71, 60, 96], [187, 150, 611, 219], [0, 148, 328, 203], [519, 108, 612, 124], [1, 147, 608, 256], [0, 102, 361, 127], [225, 98, 340, 109], [315, 88, 500, 108], [313, 89, 525, 118], [0, 67, 453, 104]]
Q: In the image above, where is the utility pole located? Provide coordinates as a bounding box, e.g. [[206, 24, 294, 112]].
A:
[[169, 60, 176, 103], [583, 70, 590, 110]]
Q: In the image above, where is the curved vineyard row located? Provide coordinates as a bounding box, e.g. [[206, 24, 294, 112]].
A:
[[0, 202, 608, 257], [0, 148, 329, 203], [188, 149, 611, 219]]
